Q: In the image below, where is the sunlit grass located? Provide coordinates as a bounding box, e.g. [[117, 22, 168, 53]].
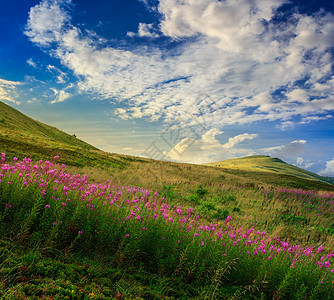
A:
[[1, 154, 334, 298]]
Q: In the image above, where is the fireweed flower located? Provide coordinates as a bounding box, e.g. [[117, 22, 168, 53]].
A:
[[224, 216, 232, 225], [4, 153, 334, 279]]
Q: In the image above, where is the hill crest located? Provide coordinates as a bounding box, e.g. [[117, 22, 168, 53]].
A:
[[205, 155, 332, 185]]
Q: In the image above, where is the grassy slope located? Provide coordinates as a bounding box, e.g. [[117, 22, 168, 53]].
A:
[[0, 101, 97, 150], [0, 101, 143, 170], [2, 102, 334, 298], [1, 101, 334, 193], [205, 155, 332, 185]]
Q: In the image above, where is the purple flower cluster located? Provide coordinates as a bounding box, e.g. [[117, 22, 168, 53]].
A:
[[1, 154, 334, 275]]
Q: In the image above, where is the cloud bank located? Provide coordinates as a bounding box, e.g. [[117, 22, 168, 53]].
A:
[[260, 140, 307, 161], [319, 159, 334, 177], [0, 78, 22, 105], [24, 0, 334, 127], [163, 128, 258, 164]]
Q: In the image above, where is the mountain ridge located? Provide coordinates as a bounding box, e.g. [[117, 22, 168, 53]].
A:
[[205, 155, 333, 185]]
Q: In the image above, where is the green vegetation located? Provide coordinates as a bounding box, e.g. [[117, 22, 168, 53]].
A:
[[1, 102, 334, 298], [1, 101, 334, 192], [1, 157, 334, 299], [205, 155, 333, 185], [0, 101, 139, 170]]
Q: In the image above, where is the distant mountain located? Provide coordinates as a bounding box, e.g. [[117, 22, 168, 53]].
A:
[[205, 155, 333, 185]]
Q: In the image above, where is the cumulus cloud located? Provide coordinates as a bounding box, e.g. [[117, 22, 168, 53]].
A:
[[127, 23, 160, 38], [158, 0, 287, 52], [49, 87, 71, 104], [223, 133, 258, 149], [164, 128, 257, 164], [319, 159, 334, 177], [0, 78, 22, 105], [24, 0, 334, 127], [24, 0, 71, 46], [296, 157, 314, 169], [261, 140, 307, 161]]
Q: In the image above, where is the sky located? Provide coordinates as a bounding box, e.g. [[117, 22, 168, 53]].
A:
[[0, 0, 334, 176]]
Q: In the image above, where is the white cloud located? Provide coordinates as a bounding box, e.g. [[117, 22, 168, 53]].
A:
[[47, 64, 68, 83], [296, 156, 314, 169], [296, 157, 303, 166], [300, 114, 333, 124], [49, 87, 71, 104], [115, 108, 131, 120], [27, 58, 38, 68], [0, 78, 22, 105], [25, 0, 71, 46], [304, 162, 314, 169], [319, 159, 334, 177], [276, 121, 295, 130], [164, 128, 257, 164], [24, 0, 334, 127], [128, 23, 160, 38], [261, 140, 306, 161], [223, 133, 258, 149], [158, 0, 288, 53]]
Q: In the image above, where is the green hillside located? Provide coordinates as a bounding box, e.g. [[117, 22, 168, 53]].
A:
[[0, 101, 136, 169], [2, 102, 334, 299], [205, 155, 332, 185], [0, 101, 97, 150], [1, 101, 333, 192]]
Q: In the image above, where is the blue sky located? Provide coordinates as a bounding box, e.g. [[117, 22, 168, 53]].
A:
[[0, 0, 334, 176]]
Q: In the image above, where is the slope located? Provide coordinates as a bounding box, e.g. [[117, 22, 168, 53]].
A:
[[205, 155, 331, 184], [0, 101, 135, 169], [1, 101, 333, 191]]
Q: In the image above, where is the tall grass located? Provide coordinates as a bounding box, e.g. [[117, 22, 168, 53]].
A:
[[1, 153, 334, 298]]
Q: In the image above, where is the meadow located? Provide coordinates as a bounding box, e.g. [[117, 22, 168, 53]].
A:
[[1, 153, 334, 299]]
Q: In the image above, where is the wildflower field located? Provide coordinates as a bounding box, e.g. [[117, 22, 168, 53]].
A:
[[1, 153, 334, 299]]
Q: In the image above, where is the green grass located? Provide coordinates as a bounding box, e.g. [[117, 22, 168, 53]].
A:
[[1, 100, 334, 192], [2, 101, 334, 298], [0, 101, 145, 170], [205, 155, 333, 185], [1, 158, 334, 299], [0, 101, 96, 150]]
